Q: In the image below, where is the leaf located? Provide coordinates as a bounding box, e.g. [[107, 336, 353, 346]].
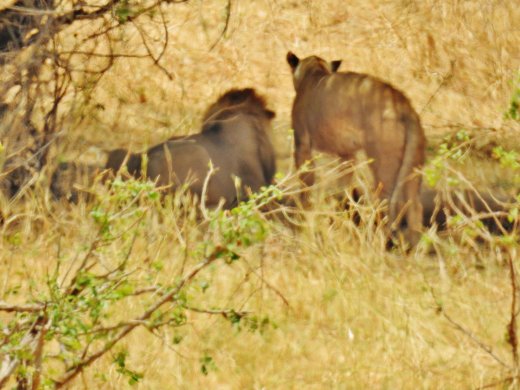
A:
[[200, 354, 216, 376], [115, 1, 132, 23]]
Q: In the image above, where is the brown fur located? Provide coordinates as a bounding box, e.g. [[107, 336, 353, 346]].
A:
[[107, 88, 276, 208], [50, 161, 100, 203], [287, 51, 426, 245], [105, 148, 142, 178]]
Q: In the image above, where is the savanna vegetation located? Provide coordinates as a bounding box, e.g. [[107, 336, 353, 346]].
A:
[[0, 0, 519, 388]]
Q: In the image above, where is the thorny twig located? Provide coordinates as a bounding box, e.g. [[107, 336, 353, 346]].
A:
[[420, 60, 455, 115], [209, 0, 232, 51], [428, 286, 511, 369]]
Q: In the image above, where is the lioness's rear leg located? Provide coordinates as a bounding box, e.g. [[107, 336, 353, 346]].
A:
[[369, 154, 405, 241], [294, 130, 314, 204], [337, 156, 364, 224], [371, 157, 401, 215], [403, 174, 423, 246]]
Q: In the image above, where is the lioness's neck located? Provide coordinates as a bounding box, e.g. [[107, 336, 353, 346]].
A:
[[296, 68, 330, 92]]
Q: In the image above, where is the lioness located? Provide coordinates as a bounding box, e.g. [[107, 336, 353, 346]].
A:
[[286, 51, 426, 245], [106, 88, 276, 208]]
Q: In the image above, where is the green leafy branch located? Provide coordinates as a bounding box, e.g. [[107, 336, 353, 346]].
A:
[[0, 180, 278, 388], [505, 73, 520, 121], [424, 129, 472, 188]]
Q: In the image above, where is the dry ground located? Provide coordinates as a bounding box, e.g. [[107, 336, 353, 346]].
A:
[[1, 0, 520, 388]]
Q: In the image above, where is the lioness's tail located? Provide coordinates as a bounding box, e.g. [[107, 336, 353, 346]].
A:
[[389, 111, 426, 236]]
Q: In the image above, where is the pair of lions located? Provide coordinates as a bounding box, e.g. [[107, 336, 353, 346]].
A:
[[108, 52, 425, 245], [54, 53, 427, 246]]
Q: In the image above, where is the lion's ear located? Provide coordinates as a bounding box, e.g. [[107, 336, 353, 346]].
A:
[[331, 60, 342, 72], [287, 51, 300, 70]]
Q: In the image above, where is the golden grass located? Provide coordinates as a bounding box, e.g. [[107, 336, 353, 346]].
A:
[[56, 0, 520, 150], [1, 0, 520, 388], [2, 187, 516, 388]]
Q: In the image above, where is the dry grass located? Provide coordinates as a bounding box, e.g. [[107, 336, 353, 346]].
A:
[[1, 0, 520, 388]]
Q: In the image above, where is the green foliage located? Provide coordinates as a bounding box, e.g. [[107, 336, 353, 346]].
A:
[[114, 0, 133, 24], [113, 350, 143, 385], [4, 232, 21, 246], [505, 73, 520, 121], [491, 145, 520, 187], [509, 206, 519, 223], [241, 315, 275, 333], [205, 185, 281, 263], [90, 177, 158, 239], [492, 146, 520, 170], [0, 180, 280, 387], [200, 354, 216, 376], [422, 129, 519, 245], [424, 130, 471, 187], [424, 129, 519, 189]]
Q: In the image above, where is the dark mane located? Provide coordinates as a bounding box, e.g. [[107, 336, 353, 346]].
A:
[[201, 88, 275, 126], [201, 122, 222, 134]]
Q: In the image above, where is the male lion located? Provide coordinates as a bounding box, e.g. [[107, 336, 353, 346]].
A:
[[106, 88, 276, 208], [286, 51, 426, 245]]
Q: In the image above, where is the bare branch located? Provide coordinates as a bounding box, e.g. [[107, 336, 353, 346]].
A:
[[0, 301, 44, 312], [508, 249, 519, 368], [0, 352, 20, 387], [479, 375, 520, 389], [31, 317, 51, 390], [185, 306, 250, 318], [249, 265, 291, 308], [0, 317, 44, 387], [131, 17, 173, 80]]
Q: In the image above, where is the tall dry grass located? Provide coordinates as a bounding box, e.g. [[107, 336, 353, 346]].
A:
[[1, 0, 520, 388]]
